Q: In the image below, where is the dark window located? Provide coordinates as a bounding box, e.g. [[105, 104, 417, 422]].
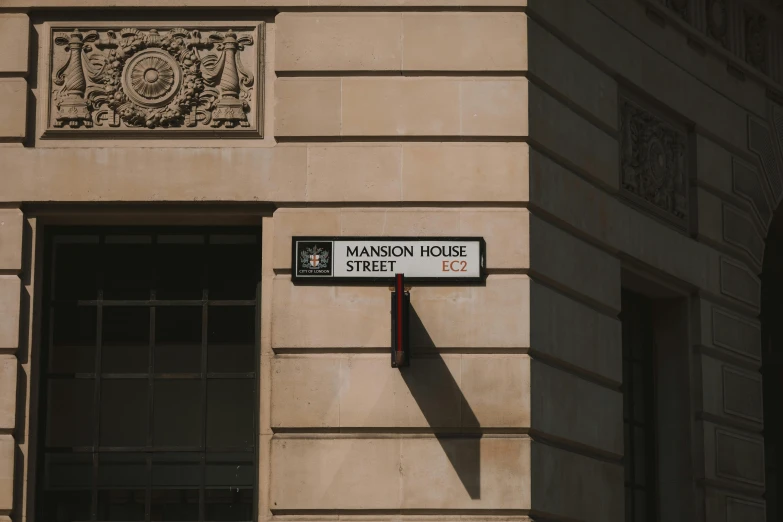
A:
[[38, 228, 260, 522], [621, 290, 658, 522]]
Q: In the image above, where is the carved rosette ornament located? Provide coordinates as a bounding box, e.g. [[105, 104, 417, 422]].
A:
[[48, 25, 261, 134], [620, 97, 689, 227]]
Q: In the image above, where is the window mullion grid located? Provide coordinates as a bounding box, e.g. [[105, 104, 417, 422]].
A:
[[253, 252, 261, 522], [628, 358, 636, 519], [625, 302, 657, 522], [200, 233, 209, 522], [623, 323, 635, 520], [39, 228, 261, 522], [146, 233, 157, 522], [44, 237, 57, 492], [645, 331, 658, 520], [58, 299, 255, 307], [91, 233, 106, 522]]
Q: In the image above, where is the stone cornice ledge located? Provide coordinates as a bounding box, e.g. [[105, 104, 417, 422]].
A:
[[0, 0, 526, 8]]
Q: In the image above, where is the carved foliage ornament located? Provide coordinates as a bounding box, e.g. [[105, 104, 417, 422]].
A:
[[49, 26, 260, 133], [620, 98, 689, 227]]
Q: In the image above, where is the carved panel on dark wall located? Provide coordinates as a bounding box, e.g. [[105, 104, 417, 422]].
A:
[[667, 0, 691, 21], [707, 0, 730, 48], [46, 24, 264, 136], [620, 96, 690, 228], [744, 9, 768, 73]]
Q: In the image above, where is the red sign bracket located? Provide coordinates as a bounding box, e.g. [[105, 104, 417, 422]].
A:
[[391, 273, 410, 368]]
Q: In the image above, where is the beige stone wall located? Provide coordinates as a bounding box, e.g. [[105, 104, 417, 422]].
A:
[[266, 8, 540, 519], [0, 0, 780, 521], [0, 3, 543, 522], [0, 207, 23, 522]]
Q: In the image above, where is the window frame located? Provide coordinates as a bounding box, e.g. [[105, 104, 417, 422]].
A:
[[35, 225, 262, 522]]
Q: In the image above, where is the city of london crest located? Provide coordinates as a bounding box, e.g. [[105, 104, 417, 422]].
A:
[[300, 246, 330, 270], [295, 241, 334, 278], [47, 25, 262, 134]]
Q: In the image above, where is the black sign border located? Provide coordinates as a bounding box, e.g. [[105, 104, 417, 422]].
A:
[[291, 236, 487, 285]]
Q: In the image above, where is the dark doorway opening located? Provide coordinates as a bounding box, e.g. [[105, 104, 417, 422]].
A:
[[762, 234, 783, 521], [621, 289, 659, 522], [36, 227, 261, 522], [619, 279, 693, 522]]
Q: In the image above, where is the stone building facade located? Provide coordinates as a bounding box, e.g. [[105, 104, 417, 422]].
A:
[[0, 0, 780, 521]]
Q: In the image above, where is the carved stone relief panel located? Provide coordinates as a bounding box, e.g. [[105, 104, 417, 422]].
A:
[[46, 23, 263, 136], [620, 96, 690, 228]]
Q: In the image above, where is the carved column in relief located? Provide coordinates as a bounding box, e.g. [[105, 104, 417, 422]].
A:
[[52, 29, 98, 128], [204, 30, 255, 128]]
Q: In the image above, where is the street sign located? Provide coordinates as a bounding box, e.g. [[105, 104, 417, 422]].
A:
[[292, 236, 485, 283]]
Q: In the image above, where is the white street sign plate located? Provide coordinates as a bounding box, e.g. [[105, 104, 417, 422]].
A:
[[292, 237, 485, 283]]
